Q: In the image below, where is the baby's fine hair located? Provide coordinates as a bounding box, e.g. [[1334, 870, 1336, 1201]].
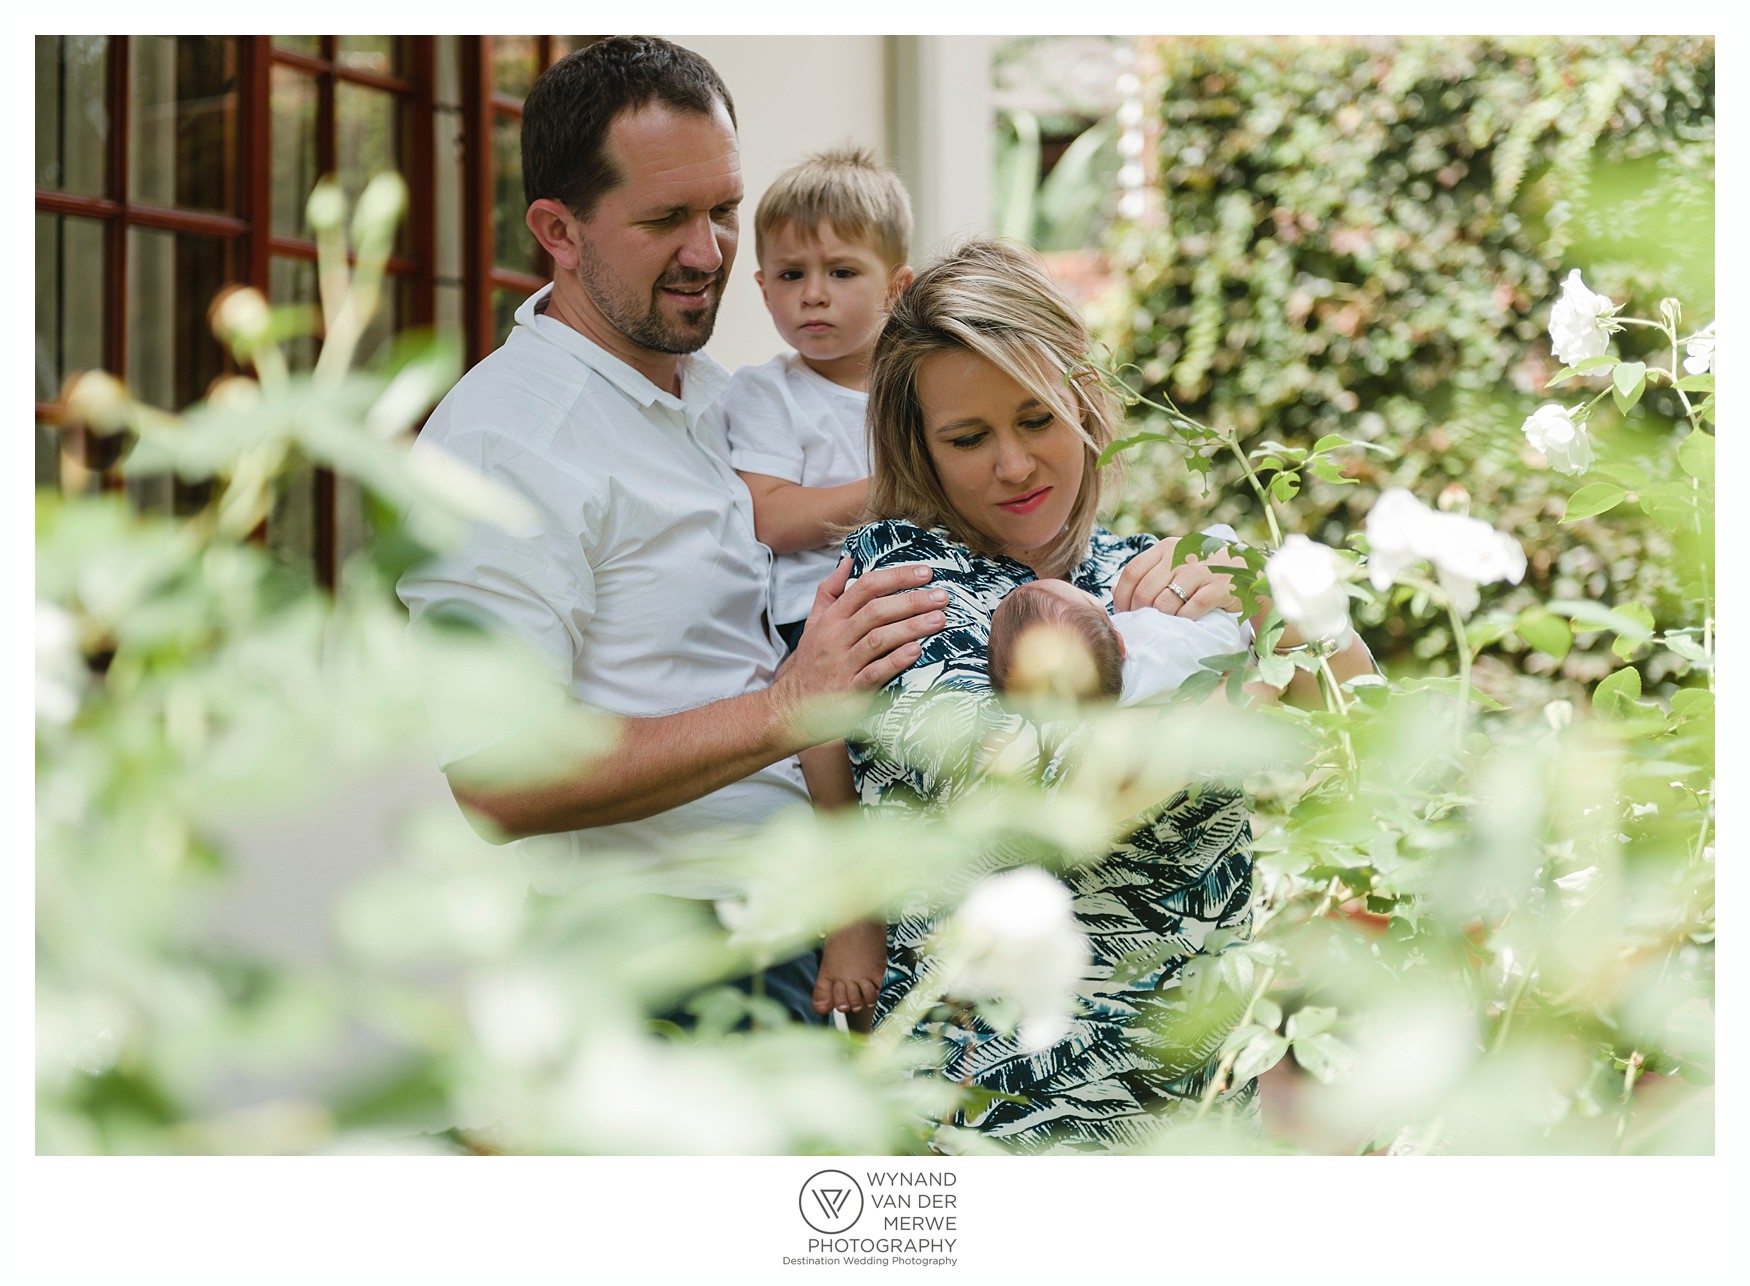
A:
[[988, 582, 1124, 701], [754, 145, 913, 268]]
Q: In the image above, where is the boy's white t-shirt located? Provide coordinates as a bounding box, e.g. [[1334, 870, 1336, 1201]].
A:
[[710, 351, 869, 625]]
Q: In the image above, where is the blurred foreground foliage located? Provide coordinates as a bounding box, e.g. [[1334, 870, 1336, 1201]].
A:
[[36, 146, 1712, 1158], [1100, 34, 1714, 702]]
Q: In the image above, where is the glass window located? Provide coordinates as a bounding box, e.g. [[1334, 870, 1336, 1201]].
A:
[[337, 81, 405, 253], [35, 36, 110, 197], [274, 36, 320, 56], [127, 36, 239, 215], [493, 114, 536, 273], [35, 213, 107, 404], [337, 36, 401, 77], [271, 66, 319, 239], [125, 228, 233, 411], [492, 36, 540, 98]]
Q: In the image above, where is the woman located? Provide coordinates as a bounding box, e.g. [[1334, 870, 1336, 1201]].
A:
[[847, 238, 1370, 1151]]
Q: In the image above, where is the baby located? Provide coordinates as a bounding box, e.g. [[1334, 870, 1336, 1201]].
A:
[[988, 575, 1251, 704]]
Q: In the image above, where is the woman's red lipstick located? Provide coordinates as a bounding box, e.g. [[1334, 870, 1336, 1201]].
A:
[[998, 486, 1051, 514]]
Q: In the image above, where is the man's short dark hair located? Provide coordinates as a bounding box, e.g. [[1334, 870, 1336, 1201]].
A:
[[521, 36, 738, 218]]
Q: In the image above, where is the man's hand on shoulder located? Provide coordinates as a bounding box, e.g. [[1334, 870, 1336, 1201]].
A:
[[770, 557, 946, 733]]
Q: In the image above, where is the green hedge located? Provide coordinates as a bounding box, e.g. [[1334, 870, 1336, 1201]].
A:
[[1097, 35, 1714, 692]]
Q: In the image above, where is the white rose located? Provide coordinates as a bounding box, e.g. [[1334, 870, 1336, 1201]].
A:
[[1684, 322, 1714, 376], [938, 867, 1089, 1053], [1265, 534, 1354, 644], [36, 601, 84, 726], [1520, 403, 1594, 476], [1364, 487, 1436, 591], [1548, 269, 1620, 366], [1364, 489, 1526, 614]]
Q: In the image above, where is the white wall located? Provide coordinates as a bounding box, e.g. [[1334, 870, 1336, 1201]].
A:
[[673, 34, 996, 376], [673, 35, 890, 375]]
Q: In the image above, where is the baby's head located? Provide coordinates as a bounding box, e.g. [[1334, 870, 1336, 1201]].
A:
[[753, 146, 914, 376], [988, 579, 1124, 701]]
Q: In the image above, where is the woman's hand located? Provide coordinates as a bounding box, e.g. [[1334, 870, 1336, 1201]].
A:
[[1112, 538, 1244, 618]]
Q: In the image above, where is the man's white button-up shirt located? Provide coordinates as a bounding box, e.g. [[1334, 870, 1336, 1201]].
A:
[[398, 286, 809, 899]]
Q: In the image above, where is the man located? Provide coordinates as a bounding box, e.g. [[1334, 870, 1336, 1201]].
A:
[[396, 37, 944, 1020]]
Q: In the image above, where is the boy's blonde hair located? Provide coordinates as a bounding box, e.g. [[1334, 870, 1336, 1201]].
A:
[[754, 145, 912, 268], [864, 236, 1122, 579]]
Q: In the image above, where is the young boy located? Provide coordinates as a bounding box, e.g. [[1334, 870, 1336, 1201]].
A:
[[713, 144, 914, 647], [708, 146, 915, 1026]]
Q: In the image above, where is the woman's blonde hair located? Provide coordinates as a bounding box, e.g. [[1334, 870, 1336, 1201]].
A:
[[864, 236, 1120, 578]]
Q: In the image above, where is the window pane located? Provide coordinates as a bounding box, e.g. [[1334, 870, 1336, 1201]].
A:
[[125, 228, 233, 411], [267, 461, 319, 590], [491, 36, 540, 97], [274, 36, 320, 57], [35, 213, 107, 404], [35, 36, 110, 197], [271, 66, 319, 239], [492, 288, 522, 349], [268, 255, 320, 373], [128, 36, 238, 215], [337, 36, 402, 77], [493, 113, 538, 274], [337, 81, 406, 254]]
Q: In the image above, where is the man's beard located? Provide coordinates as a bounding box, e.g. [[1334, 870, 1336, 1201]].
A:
[[576, 249, 722, 356]]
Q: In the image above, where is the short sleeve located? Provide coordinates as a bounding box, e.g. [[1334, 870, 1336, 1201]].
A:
[[397, 431, 596, 765], [718, 363, 807, 483]]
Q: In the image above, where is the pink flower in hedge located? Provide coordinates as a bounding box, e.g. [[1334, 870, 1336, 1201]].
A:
[[1548, 269, 1620, 366], [1520, 403, 1594, 476]]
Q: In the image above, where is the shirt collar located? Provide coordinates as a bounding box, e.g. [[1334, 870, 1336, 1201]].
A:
[[515, 284, 729, 419]]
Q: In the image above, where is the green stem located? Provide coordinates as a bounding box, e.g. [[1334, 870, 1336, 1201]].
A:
[[1316, 652, 1358, 783], [1613, 1052, 1644, 1152], [1445, 595, 1475, 743], [1490, 949, 1538, 1053]]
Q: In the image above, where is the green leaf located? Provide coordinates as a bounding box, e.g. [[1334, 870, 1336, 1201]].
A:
[[1673, 374, 1714, 394], [1562, 483, 1626, 522], [1545, 599, 1655, 642], [1231, 1031, 1291, 1083], [1307, 458, 1356, 486], [1610, 603, 1656, 662], [1664, 634, 1711, 666], [1514, 607, 1573, 661], [1465, 612, 1515, 651], [1311, 433, 1353, 456], [1097, 431, 1175, 467], [1285, 1005, 1338, 1041], [1395, 676, 1507, 710], [1547, 354, 1618, 386], [1611, 361, 1648, 414], [1268, 472, 1301, 503], [1592, 665, 1643, 719], [1291, 1032, 1355, 1083], [1638, 481, 1701, 530], [1669, 688, 1714, 719], [1252, 997, 1283, 1031], [1677, 430, 1714, 483], [1255, 649, 1295, 689]]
